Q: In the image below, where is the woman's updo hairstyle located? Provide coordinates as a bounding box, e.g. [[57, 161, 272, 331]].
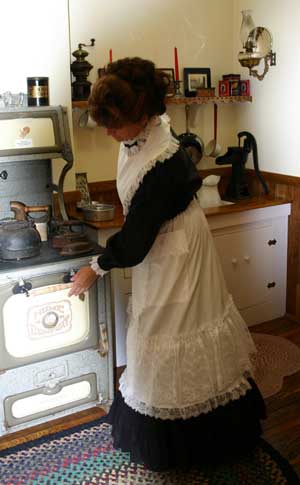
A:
[[88, 57, 170, 128]]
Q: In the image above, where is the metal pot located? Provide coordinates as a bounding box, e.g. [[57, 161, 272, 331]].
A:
[[178, 105, 204, 165], [82, 203, 115, 222], [0, 220, 41, 260]]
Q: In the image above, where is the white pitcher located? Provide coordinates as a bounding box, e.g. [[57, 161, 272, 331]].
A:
[[197, 175, 222, 208]]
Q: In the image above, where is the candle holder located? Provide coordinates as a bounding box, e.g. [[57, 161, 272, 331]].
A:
[[173, 80, 183, 97]]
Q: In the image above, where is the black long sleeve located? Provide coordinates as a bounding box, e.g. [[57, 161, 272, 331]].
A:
[[97, 147, 201, 271]]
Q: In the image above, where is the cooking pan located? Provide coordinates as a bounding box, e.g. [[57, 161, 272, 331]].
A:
[[82, 203, 115, 222], [178, 105, 204, 165]]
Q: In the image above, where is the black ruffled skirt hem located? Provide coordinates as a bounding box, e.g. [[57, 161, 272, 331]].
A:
[[105, 378, 266, 471]]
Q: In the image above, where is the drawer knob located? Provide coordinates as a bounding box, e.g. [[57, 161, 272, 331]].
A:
[[231, 258, 238, 265], [0, 170, 8, 180], [268, 239, 277, 246], [244, 255, 250, 262]]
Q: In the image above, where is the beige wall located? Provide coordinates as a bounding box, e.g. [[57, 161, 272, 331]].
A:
[[70, 0, 300, 182], [233, 0, 300, 175], [1, 1, 298, 194], [69, 0, 237, 184]]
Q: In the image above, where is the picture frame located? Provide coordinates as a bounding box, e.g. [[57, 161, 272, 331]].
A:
[[156, 68, 175, 97], [183, 68, 211, 96]]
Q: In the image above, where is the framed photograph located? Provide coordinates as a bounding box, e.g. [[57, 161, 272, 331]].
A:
[[156, 68, 175, 97], [184, 68, 211, 96]]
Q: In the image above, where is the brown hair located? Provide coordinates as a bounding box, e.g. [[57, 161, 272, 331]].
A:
[[88, 57, 170, 128]]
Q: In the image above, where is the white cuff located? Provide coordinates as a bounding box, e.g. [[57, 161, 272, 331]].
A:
[[90, 256, 109, 277]]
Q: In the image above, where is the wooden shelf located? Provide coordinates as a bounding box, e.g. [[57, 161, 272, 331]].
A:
[[166, 95, 252, 105], [72, 95, 252, 110], [72, 100, 88, 109]]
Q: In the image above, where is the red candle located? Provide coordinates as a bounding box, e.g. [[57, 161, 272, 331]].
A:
[[174, 47, 179, 81], [109, 49, 113, 63]]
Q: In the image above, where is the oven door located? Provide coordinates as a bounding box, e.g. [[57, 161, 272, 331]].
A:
[[0, 270, 99, 371]]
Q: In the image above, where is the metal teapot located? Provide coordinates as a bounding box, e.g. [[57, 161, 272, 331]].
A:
[[0, 220, 41, 260]]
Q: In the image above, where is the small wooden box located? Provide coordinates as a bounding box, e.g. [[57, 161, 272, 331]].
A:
[[197, 87, 215, 97]]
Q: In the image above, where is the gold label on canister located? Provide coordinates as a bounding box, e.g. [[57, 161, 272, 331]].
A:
[[28, 85, 48, 98]]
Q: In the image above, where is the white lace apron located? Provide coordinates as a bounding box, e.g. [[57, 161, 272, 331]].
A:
[[119, 115, 257, 420]]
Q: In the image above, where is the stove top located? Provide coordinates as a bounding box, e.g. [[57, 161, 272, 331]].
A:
[[0, 240, 103, 272]]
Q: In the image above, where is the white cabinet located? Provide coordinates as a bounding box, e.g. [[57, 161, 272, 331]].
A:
[[85, 227, 130, 366], [108, 267, 131, 366], [208, 203, 291, 326], [86, 202, 291, 365]]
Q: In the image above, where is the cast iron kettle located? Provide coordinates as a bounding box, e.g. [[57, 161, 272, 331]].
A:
[[0, 220, 41, 260]]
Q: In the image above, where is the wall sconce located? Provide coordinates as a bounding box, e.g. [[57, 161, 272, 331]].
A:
[[238, 10, 276, 81]]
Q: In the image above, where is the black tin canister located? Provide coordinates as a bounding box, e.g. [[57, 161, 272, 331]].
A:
[[27, 77, 49, 106]]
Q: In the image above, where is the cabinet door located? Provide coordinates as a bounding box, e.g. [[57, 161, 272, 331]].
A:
[[86, 227, 132, 367], [213, 223, 275, 310]]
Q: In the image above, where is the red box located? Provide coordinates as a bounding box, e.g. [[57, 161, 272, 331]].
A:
[[218, 80, 230, 96], [229, 80, 240, 96], [239, 80, 250, 96]]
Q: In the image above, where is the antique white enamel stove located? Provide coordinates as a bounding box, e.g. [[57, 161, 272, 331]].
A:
[[0, 107, 114, 437]]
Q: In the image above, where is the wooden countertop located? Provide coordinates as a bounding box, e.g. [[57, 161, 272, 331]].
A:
[[203, 195, 291, 217], [68, 195, 292, 231]]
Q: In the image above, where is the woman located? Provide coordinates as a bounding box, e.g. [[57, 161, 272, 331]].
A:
[[69, 57, 266, 471]]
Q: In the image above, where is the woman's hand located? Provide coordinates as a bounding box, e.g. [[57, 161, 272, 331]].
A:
[[68, 266, 98, 297]]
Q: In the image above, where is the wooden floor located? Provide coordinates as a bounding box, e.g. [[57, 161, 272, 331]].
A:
[[0, 317, 300, 477], [252, 317, 300, 477]]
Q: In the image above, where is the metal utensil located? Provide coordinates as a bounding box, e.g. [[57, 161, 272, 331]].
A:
[[205, 103, 222, 157]]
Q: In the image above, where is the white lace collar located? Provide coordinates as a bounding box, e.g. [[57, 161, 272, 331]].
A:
[[117, 113, 179, 215], [122, 116, 160, 156]]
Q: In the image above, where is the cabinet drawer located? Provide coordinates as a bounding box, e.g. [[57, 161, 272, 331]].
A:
[[213, 223, 275, 310]]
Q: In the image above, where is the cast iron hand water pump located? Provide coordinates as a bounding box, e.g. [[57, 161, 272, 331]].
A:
[[216, 131, 269, 201]]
